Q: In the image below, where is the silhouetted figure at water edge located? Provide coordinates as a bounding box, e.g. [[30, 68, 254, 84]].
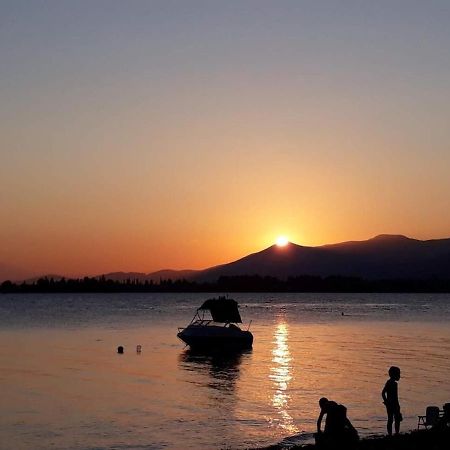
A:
[[317, 397, 337, 434], [315, 397, 359, 449], [382, 366, 402, 436]]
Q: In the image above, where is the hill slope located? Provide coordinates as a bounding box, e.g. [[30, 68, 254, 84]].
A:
[[193, 235, 450, 281]]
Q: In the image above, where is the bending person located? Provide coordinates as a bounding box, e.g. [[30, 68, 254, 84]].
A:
[[315, 397, 359, 449]]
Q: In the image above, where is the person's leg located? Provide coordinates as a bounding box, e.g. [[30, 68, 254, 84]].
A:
[[394, 413, 401, 435], [387, 411, 393, 435]]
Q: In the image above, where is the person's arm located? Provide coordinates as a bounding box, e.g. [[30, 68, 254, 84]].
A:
[[381, 383, 388, 404], [317, 411, 324, 433], [345, 417, 357, 433]]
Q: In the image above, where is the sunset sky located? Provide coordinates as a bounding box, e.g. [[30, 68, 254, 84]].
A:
[[1, 1, 450, 280]]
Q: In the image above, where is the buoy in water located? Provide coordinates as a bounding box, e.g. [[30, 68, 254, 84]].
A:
[[117, 346, 124, 354], [136, 345, 142, 353]]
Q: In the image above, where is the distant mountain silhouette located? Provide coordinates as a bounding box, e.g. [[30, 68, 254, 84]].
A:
[[191, 235, 450, 281], [144, 269, 200, 282], [98, 269, 200, 283], [93, 271, 148, 282], [5, 235, 450, 284], [24, 274, 65, 283]]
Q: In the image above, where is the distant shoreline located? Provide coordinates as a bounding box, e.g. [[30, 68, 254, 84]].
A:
[[2, 274, 450, 294]]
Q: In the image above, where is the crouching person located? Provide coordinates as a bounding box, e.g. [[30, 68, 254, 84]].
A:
[[315, 397, 359, 449]]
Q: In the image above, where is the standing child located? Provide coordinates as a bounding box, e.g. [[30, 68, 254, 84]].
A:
[[381, 366, 402, 435]]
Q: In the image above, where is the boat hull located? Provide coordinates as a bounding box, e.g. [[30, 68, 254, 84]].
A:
[[177, 325, 253, 350]]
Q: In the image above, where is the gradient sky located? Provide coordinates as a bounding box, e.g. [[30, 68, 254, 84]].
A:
[[1, 0, 450, 279]]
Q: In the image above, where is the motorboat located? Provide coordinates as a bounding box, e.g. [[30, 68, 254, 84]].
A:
[[177, 296, 253, 350]]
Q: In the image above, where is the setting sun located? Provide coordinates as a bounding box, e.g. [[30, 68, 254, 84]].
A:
[[275, 236, 289, 247]]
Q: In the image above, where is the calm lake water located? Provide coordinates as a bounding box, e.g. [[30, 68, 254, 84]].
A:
[[1, 293, 449, 449]]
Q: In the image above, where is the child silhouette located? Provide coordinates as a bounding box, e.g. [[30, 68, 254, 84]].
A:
[[381, 366, 402, 435]]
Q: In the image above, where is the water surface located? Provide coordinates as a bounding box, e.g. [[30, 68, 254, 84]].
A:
[[0, 293, 449, 449]]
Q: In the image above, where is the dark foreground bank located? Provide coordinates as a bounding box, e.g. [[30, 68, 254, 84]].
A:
[[257, 429, 450, 450]]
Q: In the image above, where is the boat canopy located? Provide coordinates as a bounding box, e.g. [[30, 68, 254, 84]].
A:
[[198, 297, 242, 323]]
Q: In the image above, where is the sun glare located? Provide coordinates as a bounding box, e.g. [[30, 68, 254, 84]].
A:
[[276, 236, 289, 247]]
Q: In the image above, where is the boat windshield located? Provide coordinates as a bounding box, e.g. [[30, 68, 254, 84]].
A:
[[190, 319, 239, 328]]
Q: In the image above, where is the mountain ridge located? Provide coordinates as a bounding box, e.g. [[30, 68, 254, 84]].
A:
[[5, 234, 450, 283], [191, 234, 450, 281]]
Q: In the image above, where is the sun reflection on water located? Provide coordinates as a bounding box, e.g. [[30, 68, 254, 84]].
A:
[[269, 322, 299, 434]]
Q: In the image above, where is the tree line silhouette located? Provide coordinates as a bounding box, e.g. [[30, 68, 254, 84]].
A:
[[1, 274, 450, 293]]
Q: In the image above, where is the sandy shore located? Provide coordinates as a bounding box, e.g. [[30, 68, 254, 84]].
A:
[[256, 429, 450, 450]]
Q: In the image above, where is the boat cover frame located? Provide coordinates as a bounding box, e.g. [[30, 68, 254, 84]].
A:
[[197, 297, 242, 323]]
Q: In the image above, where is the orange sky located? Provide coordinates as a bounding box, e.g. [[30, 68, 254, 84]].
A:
[[1, 2, 450, 280]]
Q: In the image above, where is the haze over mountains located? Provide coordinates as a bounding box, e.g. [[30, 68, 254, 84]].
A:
[[7, 234, 449, 283]]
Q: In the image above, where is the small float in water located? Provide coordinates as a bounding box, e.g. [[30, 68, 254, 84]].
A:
[[177, 297, 253, 350]]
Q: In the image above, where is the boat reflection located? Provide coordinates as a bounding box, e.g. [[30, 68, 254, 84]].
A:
[[270, 322, 299, 434], [179, 348, 252, 392]]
